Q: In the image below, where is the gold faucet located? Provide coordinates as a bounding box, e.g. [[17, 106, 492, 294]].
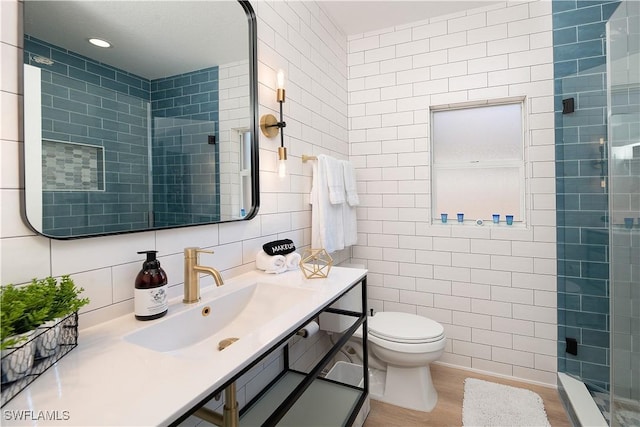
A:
[[184, 247, 224, 303]]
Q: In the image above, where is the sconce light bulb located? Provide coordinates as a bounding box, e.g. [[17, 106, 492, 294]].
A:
[[277, 70, 285, 89], [277, 146, 287, 178], [278, 159, 287, 178]]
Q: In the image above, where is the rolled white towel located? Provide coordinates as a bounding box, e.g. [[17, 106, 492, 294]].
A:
[[255, 250, 287, 274], [285, 252, 302, 270]]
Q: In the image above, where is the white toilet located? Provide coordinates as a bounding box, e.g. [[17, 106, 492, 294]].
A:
[[320, 285, 446, 412]]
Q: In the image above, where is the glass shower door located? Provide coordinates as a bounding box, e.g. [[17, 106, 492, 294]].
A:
[[607, 1, 640, 425]]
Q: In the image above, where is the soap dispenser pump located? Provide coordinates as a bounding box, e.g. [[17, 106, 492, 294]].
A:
[[134, 250, 168, 321]]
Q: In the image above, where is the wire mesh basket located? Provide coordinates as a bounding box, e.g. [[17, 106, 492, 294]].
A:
[[1, 312, 78, 407]]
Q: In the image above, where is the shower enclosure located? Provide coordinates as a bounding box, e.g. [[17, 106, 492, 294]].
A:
[[555, 0, 639, 425], [607, 1, 639, 425]]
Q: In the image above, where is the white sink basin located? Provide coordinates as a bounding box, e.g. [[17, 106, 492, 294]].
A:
[[124, 282, 313, 353]]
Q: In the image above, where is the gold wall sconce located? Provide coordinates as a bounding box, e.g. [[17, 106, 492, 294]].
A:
[[260, 70, 287, 178]]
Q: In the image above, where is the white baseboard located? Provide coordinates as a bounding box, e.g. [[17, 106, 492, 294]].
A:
[[433, 361, 558, 389]]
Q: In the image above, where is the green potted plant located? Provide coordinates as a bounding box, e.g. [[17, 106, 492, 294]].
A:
[[0, 282, 49, 383], [1, 275, 89, 382], [34, 276, 89, 359]]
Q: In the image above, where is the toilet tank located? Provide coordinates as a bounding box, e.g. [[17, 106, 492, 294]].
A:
[[319, 280, 363, 333]]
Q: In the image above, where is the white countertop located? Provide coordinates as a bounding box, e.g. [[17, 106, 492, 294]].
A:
[[2, 267, 366, 426]]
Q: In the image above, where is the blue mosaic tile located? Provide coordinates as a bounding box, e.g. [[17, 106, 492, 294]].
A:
[[88, 127, 117, 141], [578, 21, 607, 41], [571, 344, 608, 365], [116, 72, 144, 89], [51, 73, 87, 92], [582, 361, 610, 383], [564, 309, 607, 329], [100, 78, 129, 93], [183, 105, 201, 115], [70, 113, 102, 128], [42, 106, 70, 122], [561, 277, 608, 296], [582, 328, 610, 347], [555, 126, 580, 143], [129, 87, 150, 100], [86, 84, 116, 100], [580, 226, 609, 243], [578, 89, 606, 108], [69, 90, 101, 107], [86, 62, 116, 80], [555, 141, 605, 161], [53, 121, 87, 136], [554, 5, 603, 29], [578, 56, 607, 73], [558, 258, 583, 277], [561, 73, 605, 92], [68, 67, 101, 86], [558, 160, 581, 177], [86, 105, 118, 121], [41, 81, 70, 99], [582, 295, 610, 313], [24, 37, 52, 57], [558, 176, 607, 194], [563, 243, 607, 262], [561, 293, 583, 310], [554, 39, 604, 62], [578, 124, 608, 142], [554, 0, 578, 13], [555, 27, 578, 44]]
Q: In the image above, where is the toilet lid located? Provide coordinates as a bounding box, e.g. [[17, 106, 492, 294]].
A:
[[368, 312, 445, 344]]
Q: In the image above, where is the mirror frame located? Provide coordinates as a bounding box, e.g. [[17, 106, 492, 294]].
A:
[[20, 0, 260, 239]]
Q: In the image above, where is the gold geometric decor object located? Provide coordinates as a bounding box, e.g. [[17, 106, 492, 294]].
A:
[[299, 248, 333, 279]]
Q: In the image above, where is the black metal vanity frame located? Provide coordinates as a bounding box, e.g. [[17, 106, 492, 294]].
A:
[[170, 276, 368, 427]]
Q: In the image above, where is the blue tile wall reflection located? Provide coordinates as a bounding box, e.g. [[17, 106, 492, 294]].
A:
[[151, 68, 220, 227], [26, 36, 149, 236], [24, 36, 220, 235], [553, 0, 620, 390]]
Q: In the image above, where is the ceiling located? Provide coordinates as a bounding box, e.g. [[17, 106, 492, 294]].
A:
[[23, 1, 249, 80], [23, 1, 502, 79], [318, 1, 501, 35]]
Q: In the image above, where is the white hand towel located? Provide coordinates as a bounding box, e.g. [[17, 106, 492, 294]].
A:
[[311, 155, 345, 253], [342, 160, 359, 207], [285, 252, 301, 270], [255, 250, 287, 274], [322, 155, 346, 205]]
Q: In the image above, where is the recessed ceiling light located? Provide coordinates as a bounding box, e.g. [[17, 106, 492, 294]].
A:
[[88, 38, 112, 48]]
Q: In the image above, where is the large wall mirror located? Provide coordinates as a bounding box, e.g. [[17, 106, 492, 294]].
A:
[[22, 0, 259, 239]]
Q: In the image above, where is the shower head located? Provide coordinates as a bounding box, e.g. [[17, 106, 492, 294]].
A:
[[32, 55, 54, 66]]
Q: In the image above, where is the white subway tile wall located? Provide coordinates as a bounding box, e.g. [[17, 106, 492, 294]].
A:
[[348, 0, 556, 385], [1, 0, 558, 392], [0, 0, 351, 327]]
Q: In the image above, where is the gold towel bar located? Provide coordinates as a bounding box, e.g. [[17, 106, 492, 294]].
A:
[[302, 154, 317, 162]]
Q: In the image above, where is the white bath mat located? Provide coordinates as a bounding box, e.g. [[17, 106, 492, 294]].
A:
[[462, 378, 551, 427]]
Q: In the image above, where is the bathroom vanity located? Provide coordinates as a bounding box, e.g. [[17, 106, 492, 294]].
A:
[[176, 272, 369, 426], [1, 267, 368, 426]]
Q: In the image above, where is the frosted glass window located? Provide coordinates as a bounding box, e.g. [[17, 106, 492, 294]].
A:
[[432, 102, 524, 222]]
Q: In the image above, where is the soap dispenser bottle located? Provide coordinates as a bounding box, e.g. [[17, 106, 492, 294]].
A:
[[135, 250, 168, 321]]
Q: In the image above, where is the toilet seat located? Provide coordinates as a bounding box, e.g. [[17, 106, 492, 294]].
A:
[[368, 312, 444, 344]]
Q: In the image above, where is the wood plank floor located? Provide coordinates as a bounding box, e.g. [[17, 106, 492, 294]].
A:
[[363, 364, 571, 426]]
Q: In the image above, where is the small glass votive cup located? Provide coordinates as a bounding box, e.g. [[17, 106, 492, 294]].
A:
[[457, 213, 464, 223], [624, 218, 634, 229], [506, 215, 514, 225], [492, 214, 500, 224], [441, 213, 448, 224]]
